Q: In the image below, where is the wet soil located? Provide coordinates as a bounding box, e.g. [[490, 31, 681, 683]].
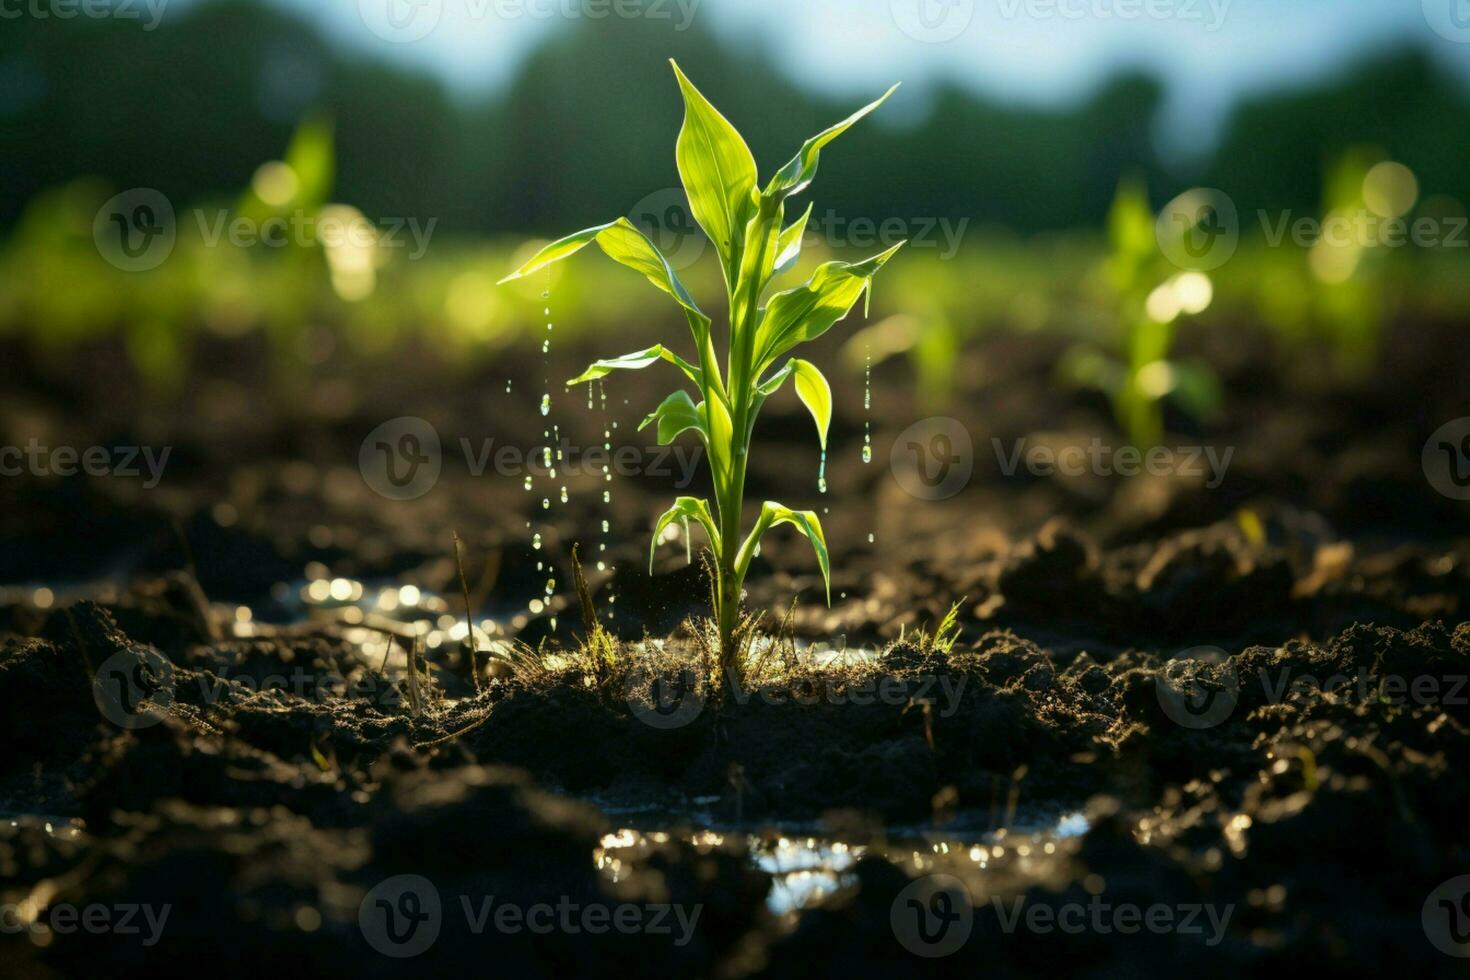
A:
[[1, 316, 1468, 975]]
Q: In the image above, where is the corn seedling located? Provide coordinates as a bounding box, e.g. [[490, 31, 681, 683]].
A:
[[501, 61, 903, 687], [1060, 179, 1221, 449]]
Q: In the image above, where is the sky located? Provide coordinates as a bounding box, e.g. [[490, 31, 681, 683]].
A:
[[238, 0, 1469, 153]]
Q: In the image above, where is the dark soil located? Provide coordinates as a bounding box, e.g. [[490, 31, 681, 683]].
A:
[[2, 316, 1468, 976]]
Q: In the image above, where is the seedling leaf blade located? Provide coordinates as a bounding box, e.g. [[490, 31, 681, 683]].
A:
[[764, 83, 900, 202], [567, 345, 701, 387], [773, 203, 814, 277], [639, 389, 708, 448], [790, 359, 832, 451], [650, 496, 720, 572], [739, 502, 831, 604], [670, 60, 758, 288], [754, 242, 905, 371]]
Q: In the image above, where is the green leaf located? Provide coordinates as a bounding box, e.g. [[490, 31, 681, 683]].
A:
[[753, 358, 831, 450], [285, 114, 334, 209], [732, 198, 784, 329], [638, 390, 707, 447], [773, 203, 813, 277], [790, 359, 832, 450], [650, 496, 721, 572], [567, 345, 700, 387], [765, 83, 899, 202], [737, 502, 831, 604], [753, 242, 905, 372], [498, 217, 709, 329], [670, 60, 758, 288]]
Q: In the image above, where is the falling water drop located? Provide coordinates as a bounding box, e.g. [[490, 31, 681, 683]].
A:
[[862, 349, 873, 464], [540, 393, 551, 417], [868, 532, 876, 544], [603, 489, 611, 504], [523, 475, 533, 492], [532, 533, 542, 550], [559, 486, 569, 504], [506, 379, 513, 394], [601, 520, 610, 533], [542, 497, 550, 510]]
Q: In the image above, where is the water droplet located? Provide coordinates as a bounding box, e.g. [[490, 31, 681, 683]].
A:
[[601, 520, 610, 533], [532, 533, 542, 550], [867, 532, 876, 544], [862, 443, 873, 464], [542, 498, 550, 510], [523, 475, 533, 491], [559, 486, 569, 504], [603, 490, 611, 503], [506, 379, 513, 394], [540, 393, 551, 416]]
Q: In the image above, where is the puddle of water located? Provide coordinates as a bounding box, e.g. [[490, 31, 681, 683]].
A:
[[594, 810, 1090, 916]]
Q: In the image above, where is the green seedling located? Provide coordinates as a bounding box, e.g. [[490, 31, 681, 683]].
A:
[[1061, 179, 1221, 449], [501, 61, 903, 684]]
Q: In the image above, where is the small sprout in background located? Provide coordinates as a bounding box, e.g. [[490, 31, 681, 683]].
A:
[[501, 61, 903, 688], [1059, 178, 1222, 451]]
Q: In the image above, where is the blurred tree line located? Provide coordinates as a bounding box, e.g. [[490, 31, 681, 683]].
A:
[[2, 0, 1467, 235]]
